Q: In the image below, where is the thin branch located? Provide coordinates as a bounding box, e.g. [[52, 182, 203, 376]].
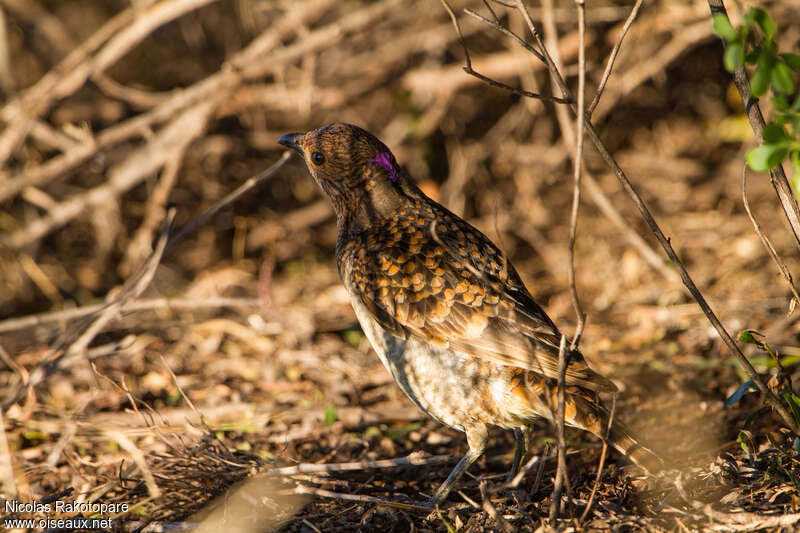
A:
[[549, 334, 570, 522], [567, 0, 587, 349], [439, 0, 472, 70], [582, 110, 799, 433], [706, 0, 800, 253], [480, 0, 501, 24], [0, 297, 261, 334], [463, 66, 570, 103], [587, 0, 644, 116], [442, 1, 569, 104], [464, 8, 545, 62], [742, 166, 800, 308], [165, 151, 292, 250], [580, 395, 614, 522]]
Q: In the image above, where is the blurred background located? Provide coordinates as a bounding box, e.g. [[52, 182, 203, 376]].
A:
[[1, 0, 799, 529]]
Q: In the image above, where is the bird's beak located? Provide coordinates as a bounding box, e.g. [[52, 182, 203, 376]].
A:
[[278, 132, 304, 153]]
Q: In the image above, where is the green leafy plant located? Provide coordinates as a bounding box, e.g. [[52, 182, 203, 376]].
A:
[[323, 404, 338, 426], [713, 8, 800, 174], [731, 330, 800, 447]]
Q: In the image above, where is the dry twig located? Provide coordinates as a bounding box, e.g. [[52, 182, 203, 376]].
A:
[[741, 166, 800, 309], [549, 334, 570, 521], [263, 453, 453, 477], [566, 0, 586, 348], [292, 485, 431, 512], [587, 0, 644, 116]]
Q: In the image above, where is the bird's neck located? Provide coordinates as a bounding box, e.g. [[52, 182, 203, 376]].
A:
[[336, 175, 417, 236]]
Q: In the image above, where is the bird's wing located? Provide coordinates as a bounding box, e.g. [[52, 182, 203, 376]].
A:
[[342, 202, 616, 393]]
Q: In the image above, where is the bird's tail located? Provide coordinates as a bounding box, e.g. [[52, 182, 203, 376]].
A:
[[566, 392, 664, 473], [509, 372, 665, 472]]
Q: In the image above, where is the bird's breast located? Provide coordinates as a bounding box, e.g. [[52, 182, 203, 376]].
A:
[[348, 294, 537, 431]]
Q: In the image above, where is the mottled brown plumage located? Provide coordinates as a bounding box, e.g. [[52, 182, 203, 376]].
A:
[[279, 123, 661, 505]]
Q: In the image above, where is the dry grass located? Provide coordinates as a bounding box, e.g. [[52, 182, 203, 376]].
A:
[[1, 0, 800, 531]]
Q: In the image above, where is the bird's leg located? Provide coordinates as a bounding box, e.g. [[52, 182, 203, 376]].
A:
[[506, 426, 532, 484], [427, 424, 487, 506]]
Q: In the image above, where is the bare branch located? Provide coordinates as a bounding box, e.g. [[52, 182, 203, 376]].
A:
[[165, 151, 292, 250], [742, 166, 800, 309], [549, 334, 570, 521], [462, 66, 570, 103], [464, 8, 545, 62], [580, 395, 615, 522], [443, 2, 569, 104], [587, 0, 644, 116], [292, 485, 431, 512], [567, 0, 587, 349]]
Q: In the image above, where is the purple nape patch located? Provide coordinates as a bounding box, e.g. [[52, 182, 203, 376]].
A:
[[369, 152, 399, 182]]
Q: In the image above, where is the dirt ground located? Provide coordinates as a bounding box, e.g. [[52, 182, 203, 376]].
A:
[[1, 0, 800, 531]]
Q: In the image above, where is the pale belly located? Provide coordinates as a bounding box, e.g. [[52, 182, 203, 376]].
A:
[[350, 297, 536, 431]]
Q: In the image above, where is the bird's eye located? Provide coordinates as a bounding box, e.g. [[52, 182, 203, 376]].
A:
[[311, 152, 325, 165]]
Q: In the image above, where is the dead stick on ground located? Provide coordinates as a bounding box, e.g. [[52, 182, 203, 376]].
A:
[[0, 297, 262, 334], [706, 0, 800, 253], [742, 166, 800, 308], [0, 408, 16, 498], [264, 453, 453, 476], [291, 485, 432, 512], [480, 480, 514, 532]]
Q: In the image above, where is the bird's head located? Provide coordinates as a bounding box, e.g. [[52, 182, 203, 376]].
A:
[[279, 122, 414, 226]]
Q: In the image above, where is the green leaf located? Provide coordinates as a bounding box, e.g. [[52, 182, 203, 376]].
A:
[[792, 92, 800, 112], [737, 430, 751, 455], [751, 62, 770, 97], [713, 14, 738, 42], [738, 329, 758, 344], [772, 95, 789, 112], [771, 62, 796, 94], [784, 393, 800, 425], [724, 43, 744, 72], [747, 144, 789, 171], [763, 123, 789, 143], [323, 404, 338, 426], [749, 7, 776, 41], [783, 53, 800, 71], [745, 48, 760, 65]]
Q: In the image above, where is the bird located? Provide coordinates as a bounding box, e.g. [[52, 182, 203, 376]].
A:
[[278, 122, 661, 505]]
